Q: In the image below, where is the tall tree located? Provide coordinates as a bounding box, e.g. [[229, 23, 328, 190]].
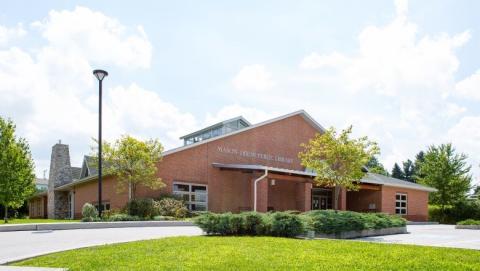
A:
[[417, 143, 472, 213], [413, 151, 426, 180], [366, 156, 389, 176], [402, 159, 416, 182], [299, 126, 379, 210], [391, 163, 405, 180], [94, 135, 165, 200], [0, 117, 36, 223]]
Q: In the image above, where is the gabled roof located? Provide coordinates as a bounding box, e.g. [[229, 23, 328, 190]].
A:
[[361, 173, 437, 192], [164, 110, 326, 156], [80, 156, 97, 178], [71, 167, 82, 180]]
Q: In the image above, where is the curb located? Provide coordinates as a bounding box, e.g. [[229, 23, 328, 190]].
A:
[[455, 225, 480, 230], [313, 226, 407, 239], [0, 221, 194, 232]]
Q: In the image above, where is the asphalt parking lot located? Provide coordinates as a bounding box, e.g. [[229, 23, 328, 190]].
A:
[[358, 224, 480, 250]]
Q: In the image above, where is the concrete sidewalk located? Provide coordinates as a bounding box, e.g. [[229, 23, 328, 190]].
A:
[[357, 224, 480, 250], [0, 226, 202, 264]]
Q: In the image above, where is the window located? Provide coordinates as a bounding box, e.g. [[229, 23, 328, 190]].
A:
[[395, 193, 407, 215], [94, 202, 111, 211], [173, 182, 207, 211]]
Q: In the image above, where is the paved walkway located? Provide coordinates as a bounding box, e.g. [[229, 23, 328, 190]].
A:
[[357, 224, 480, 250], [0, 226, 202, 264]]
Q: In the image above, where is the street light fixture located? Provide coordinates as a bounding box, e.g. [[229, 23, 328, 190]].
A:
[[93, 69, 108, 217]]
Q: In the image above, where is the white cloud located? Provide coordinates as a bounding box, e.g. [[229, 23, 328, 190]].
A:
[[447, 116, 480, 185], [0, 7, 189, 176], [204, 104, 276, 126], [32, 6, 152, 69], [232, 64, 275, 91], [299, 52, 349, 70], [455, 70, 480, 100], [0, 24, 26, 46]]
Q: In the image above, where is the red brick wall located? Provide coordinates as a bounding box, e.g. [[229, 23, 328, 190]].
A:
[[380, 186, 429, 221], [347, 189, 382, 212], [70, 114, 319, 215]]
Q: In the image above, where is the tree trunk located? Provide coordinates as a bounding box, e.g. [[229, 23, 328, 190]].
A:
[[128, 183, 132, 201], [4, 206, 8, 224]]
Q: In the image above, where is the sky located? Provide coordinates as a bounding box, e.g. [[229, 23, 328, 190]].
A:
[[0, 0, 479, 187]]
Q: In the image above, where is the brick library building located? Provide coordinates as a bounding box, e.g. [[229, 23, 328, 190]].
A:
[[29, 110, 436, 221]]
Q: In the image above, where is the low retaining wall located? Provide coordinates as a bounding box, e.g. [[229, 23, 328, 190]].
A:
[[0, 221, 194, 232], [455, 225, 480, 230], [313, 226, 407, 239]]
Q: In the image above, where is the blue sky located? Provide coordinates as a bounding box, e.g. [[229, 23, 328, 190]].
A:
[[1, 0, 479, 186]]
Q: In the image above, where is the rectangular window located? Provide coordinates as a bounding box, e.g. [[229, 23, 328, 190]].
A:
[[395, 193, 407, 215], [173, 182, 207, 211], [94, 202, 111, 211]]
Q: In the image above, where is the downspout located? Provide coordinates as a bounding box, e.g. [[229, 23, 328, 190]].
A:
[[253, 169, 268, 212]]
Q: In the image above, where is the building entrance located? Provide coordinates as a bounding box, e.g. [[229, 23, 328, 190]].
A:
[[311, 188, 333, 210]]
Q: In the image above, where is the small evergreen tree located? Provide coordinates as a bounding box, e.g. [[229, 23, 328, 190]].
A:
[[391, 163, 405, 180], [402, 159, 416, 182], [366, 156, 389, 176]]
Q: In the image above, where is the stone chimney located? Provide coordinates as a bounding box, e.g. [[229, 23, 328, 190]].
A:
[[47, 141, 73, 219]]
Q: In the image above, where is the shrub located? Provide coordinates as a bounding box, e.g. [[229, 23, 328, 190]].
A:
[[429, 201, 480, 224], [155, 197, 189, 219], [305, 210, 406, 234], [81, 203, 99, 222], [107, 214, 141, 221], [268, 212, 305, 237], [127, 198, 156, 219], [241, 212, 265, 235], [194, 212, 221, 235], [153, 215, 176, 221], [457, 219, 480, 225]]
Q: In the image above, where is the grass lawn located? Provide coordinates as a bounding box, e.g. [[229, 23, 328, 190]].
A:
[[13, 236, 480, 271], [1, 218, 79, 224]]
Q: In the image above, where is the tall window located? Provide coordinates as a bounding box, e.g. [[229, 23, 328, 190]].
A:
[[173, 182, 207, 211], [395, 193, 407, 215]]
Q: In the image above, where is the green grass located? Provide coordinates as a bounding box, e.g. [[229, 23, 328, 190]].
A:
[[1, 218, 79, 224], [13, 236, 480, 271]]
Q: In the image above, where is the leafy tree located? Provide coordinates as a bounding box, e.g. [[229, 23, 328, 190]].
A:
[[402, 159, 416, 182], [366, 156, 389, 176], [299, 126, 379, 210], [0, 117, 35, 223], [93, 135, 165, 200], [391, 163, 405, 180], [417, 143, 472, 213]]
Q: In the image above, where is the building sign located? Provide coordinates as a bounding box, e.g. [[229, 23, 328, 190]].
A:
[[217, 146, 294, 164]]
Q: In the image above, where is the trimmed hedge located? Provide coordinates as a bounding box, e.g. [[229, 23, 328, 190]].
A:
[[304, 210, 406, 234], [194, 211, 306, 237], [194, 210, 406, 237], [457, 219, 480, 225]]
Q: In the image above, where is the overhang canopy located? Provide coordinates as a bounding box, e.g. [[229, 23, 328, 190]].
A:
[[212, 163, 437, 192]]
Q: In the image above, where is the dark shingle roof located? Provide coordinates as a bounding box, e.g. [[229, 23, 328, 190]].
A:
[[71, 167, 82, 180]]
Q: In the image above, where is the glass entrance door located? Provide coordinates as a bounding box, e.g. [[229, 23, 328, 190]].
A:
[[311, 189, 333, 210]]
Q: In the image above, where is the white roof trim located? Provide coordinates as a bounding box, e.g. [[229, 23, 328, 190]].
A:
[[212, 163, 316, 177], [163, 110, 326, 156]]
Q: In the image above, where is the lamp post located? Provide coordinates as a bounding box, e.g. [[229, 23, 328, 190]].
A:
[[93, 69, 108, 217]]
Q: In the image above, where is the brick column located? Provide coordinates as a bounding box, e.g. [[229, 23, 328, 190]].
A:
[[296, 182, 312, 212], [251, 177, 268, 212], [339, 187, 347, 211]]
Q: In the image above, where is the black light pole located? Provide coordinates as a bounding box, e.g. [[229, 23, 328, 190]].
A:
[[93, 69, 108, 217]]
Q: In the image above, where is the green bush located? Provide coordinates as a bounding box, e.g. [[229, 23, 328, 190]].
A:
[[268, 212, 305, 237], [153, 215, 176, 221], [81, 203, 99, 222], [429, 201, 480, 224], [305, 210, 406, 234], [155, 197, 189, 219], [107, 214, 141, 221], [127, 198, 156, 219], [457, 219, 480, 225], [240, 212, 265, 235]]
